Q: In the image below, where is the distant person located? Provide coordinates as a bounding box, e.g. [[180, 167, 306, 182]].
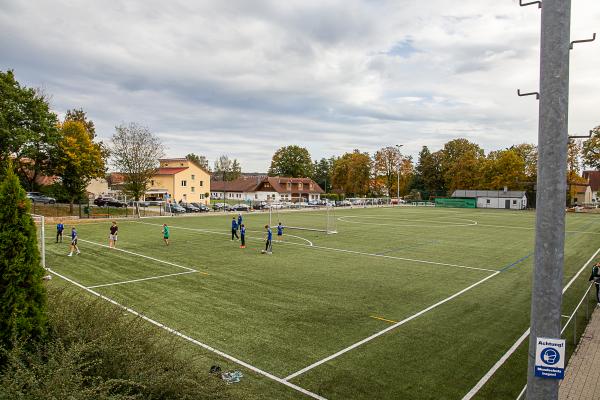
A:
[[56, 221, 64, 243], [109, 221, 118, 248], [237, 213, 243, 231], [261, 224, 272, 255], [68, 227, 80, 256], [589, 262, 600, 303], [231, 217, 239, 240], [240, 224, 246, 249], [162, 223, 170, 246], [277, 222, 284, 241]]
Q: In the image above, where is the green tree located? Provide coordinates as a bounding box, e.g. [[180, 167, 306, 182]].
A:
[[312, 157, 334, 192], [111, 122, 164, 202], [186, 153, 210, 171], [268, 145, 313, 177], [372, 146, 403, 197], [0, 70, 60, 188], [582, 126, 600, 170], [413, 146, 445, 199], [54, 121, 107, 212], [440, 139, 484, 193], [0, 161, 47, 352], [480, 149, 526, 189]]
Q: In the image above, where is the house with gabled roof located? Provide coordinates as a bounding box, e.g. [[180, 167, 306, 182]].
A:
[[211, 176, 324, 202], [146, 158, 211, 204]]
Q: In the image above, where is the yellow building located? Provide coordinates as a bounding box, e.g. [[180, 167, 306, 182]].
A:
[[147, 158, 211, 204]]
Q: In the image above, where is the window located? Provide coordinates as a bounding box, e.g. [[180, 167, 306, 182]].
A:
[[287, 182, 291, 190], [151, 180, 154, 186], [181, 180, 187, 187], [486, 199, 490, 204], [298, 183, 303, 190], [255, 194, 258, 199], [200, 180, 203, 186], [191, 187, 195, 193], [513, 200, 517, 205], [191, 175, 195, 180], [180, 163, 184, 166]]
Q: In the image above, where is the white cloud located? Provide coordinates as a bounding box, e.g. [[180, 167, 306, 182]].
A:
[[1, 0, 598, 171]]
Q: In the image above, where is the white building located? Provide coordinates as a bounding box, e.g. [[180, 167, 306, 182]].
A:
[[452, 189, 528, 210], [211, 176, 324, 202]]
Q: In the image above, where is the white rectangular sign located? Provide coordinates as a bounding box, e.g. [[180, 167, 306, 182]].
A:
[[534, 337, 565, 379]]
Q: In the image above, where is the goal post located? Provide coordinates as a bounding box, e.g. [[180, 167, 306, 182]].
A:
[[267, 198, 337, 234], [30, 214, 46, 269]]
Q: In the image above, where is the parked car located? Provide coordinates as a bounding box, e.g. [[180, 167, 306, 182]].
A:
[[252, 202, 268, 210], [146, 200, 164, 206], [336, 200, 351, 207], [191, 202, 210, 212], [180, 202, 200, 212], [167, 203, 186, 213], [213, 202, 232, 211], [26, 192, 56, 204], [128, 200, 150, 207], [94, 197, 126, 207], [231, 203, 250, 212]]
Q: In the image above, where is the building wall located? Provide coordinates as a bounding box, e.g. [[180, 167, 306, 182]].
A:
[[477, 196, 527, 209], [86, 178, 109, 197], [149, 160, 211, 204]]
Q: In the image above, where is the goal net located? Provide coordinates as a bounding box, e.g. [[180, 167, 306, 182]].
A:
[[266, 198, 337, 234], [30, 214, 46, 269]]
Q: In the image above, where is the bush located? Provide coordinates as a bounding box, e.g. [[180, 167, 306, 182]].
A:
[[0, 286, 229, 400]]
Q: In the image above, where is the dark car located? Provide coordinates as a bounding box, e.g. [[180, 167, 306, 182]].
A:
[[252, 202, 268, 210], [94, 197, 126, 207], [231, 203, 250, 212], [191, 202, 210, 212], [167, 203, 186, 213], [26, 192, 56, 204], [181, 202, 200, 212]]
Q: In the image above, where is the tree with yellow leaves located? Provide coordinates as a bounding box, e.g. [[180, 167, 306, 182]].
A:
[[53, 121, 106, 212]]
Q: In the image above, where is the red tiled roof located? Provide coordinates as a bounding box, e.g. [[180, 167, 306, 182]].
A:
[[211, 176, 263, 192], [156, 167, 188, 175], [210, 176, 324, 194], [583, 170, 600, 192]]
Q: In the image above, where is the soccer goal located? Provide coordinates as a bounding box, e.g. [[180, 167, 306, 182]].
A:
[[267, 199, 337, 234], [30, 214, 46, 269]]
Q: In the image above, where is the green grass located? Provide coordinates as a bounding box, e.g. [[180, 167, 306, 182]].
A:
[[42, 207, 600, 399]]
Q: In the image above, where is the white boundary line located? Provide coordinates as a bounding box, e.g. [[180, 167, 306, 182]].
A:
[[46, 268, 327, 400], [461, 247, 600, 400], [78, 239, 198, 272], [338, 215, 478, 228], [475, 223, 600, 235], [284, 270, 501, 381], [87, 270, 199, 289], [134, 222, 495, 273]]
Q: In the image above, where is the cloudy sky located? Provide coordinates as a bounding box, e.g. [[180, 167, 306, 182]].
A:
[[1, 0, 598, 171]]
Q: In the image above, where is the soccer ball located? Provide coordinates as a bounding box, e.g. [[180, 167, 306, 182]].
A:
[[261, 250, 266, 254]]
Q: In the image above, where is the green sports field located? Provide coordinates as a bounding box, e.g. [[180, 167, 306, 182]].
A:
[[43, 207, 600, 399]]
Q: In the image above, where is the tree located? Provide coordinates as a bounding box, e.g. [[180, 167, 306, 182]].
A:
[[268, 145, 313, 177], [0, 70, 60, 189], [186, 153, 210, 171], [582, 126, 600, 170], [413, 146, 445, 199], [54, 121, 107, 212], [372, 146, 403, 197], [64, 108, 95, 138], [440, 139, 484, 193], [331, 150, 372, 196], [0, 160, 47, 352], [312, 157, 334, 193], [480, 149, 526, 189], [213, 155, 242, 181], [111, 123, 164, 202]]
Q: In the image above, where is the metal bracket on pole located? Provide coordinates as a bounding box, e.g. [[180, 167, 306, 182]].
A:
[[520, 0, 542, 9], [569, 130, 593, 139], [518, 89, 540, 100], [570, 33, 596, 49]]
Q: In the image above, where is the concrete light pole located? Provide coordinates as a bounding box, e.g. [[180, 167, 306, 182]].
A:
[[395, 144, 403, 204]]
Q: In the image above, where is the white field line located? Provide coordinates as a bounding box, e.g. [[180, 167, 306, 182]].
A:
[[475, 223, 600, 235], [461, 246, 600, 400], [280, 234, 313, 246], [284, 270, 501, 381], [47, 268, 327, 400], [337, 215, 478, 228], [78, 239, 197, 272], [135, 221, 496, 273], [87, 270, 198, 289]]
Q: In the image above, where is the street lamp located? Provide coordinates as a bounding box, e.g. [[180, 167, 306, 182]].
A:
[[395, 144, 403, 204]]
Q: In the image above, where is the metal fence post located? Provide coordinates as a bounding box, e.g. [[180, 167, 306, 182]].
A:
[[526, 1, 571, 399]]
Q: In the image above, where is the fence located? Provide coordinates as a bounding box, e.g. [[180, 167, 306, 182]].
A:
[[515, 283, 597, 400]]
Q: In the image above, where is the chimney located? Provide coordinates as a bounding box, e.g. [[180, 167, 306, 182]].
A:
[[503, 186, 508, 193]]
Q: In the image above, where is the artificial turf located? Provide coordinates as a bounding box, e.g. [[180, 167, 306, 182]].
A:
[[43, 206, 600, 399]]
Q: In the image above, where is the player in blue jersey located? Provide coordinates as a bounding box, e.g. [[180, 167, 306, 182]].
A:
[[56, 221, 64, 243], [231, 217, 239, 240], [276, 222, 284, 241], [237, 213, 243, 231], [68, 226, 80, 256], [261, 225, 272, 254], [240, 224, 246, 248]]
